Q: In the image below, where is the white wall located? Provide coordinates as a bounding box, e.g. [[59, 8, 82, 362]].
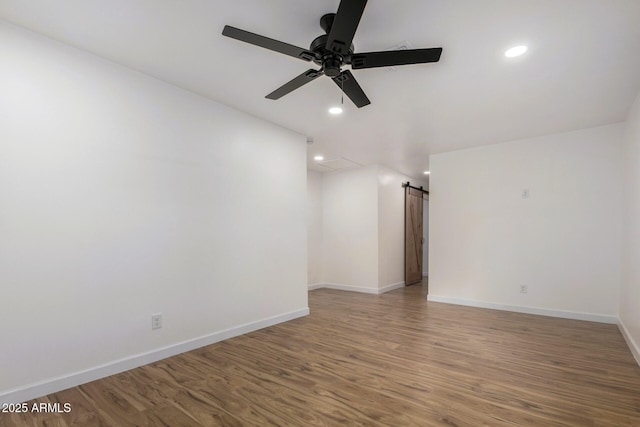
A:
[[423, 199, 429, 276], [307, 170, 323, 286], [322, 165, 379, 291], [378, 166, 423, 289], [621, 91, 640, 363], [0, 21, 308, 403], [429, 124, 623, 321]]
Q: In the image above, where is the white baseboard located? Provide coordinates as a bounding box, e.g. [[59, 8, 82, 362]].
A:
[[321, 283, 380, 294], [379, 282, 406, 293], [618, 318, 640, 367], [426, 295, 618, 324], [309, 282, 405, 295], [0, 308, 309, 406]]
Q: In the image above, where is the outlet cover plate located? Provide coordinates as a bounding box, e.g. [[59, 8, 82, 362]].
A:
[[151, 313, 162, 330]]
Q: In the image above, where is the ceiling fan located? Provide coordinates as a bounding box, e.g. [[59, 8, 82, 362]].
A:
[[222, 0, 442, 108]]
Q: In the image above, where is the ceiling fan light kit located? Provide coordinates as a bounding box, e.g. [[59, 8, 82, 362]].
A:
[[222, 0, 442, 109]]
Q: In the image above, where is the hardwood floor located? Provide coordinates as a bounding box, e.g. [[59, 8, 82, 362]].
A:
[[2, 283, 640, 426]]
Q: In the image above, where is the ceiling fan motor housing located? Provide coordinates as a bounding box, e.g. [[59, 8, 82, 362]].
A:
[[322, 57, 342, 77], [311, 14, 354, 78]]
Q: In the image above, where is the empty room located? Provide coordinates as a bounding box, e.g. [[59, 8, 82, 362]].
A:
[[1, 1, 640, 426]]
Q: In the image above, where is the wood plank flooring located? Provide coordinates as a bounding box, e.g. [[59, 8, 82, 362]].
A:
[[2, 284, 640, 426]]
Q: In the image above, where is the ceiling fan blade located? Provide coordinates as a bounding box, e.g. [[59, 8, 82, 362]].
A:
[[266, 69, 324, 100], [351, 48, 443, 69], [332, 70, 370, 108], [222, 25, 318, 62], [326, 0, 368, 56]]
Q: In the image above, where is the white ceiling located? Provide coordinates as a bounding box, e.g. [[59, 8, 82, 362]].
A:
[[1, 0, 639, 181]]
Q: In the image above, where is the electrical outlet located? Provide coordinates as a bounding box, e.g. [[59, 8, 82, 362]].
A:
[[520, 285, 528, 294], [151, 313, 162, 330], [522, 189, 530, 199]]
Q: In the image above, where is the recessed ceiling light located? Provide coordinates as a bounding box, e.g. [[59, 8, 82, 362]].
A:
[[314, 155, 324, 161], [328, 106, 343, 115], [505, 45, 527, 58], [424, 171, 430, 175]]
